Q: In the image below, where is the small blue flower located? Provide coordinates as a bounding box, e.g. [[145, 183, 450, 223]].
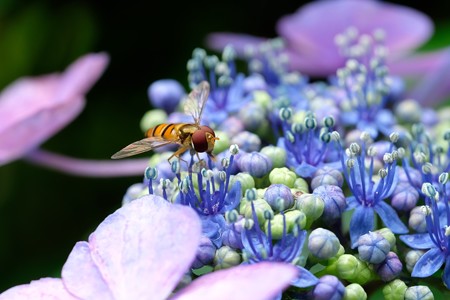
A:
[[241, 196, 318, 288], [174, 148, 242, 247], [187, 48, 252, 126], [400, 180, 450, 288], [336, 132, 408, 247], [401, 127, 450, 196], [333, 32, 398, 139], [277, 111, 340, 178]]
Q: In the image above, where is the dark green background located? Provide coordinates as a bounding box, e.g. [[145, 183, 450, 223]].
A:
[[0, 0, 449, 293]]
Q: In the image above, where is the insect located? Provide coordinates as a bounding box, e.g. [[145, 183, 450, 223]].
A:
[[111, 81, 219, 162]]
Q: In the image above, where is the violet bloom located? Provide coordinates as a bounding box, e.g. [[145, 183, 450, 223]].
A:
[[335, 132, 408, 247], [0, 196, 298, 300], [400, 179, 450, 288], [207, 0, 450, 106], [0, 53, 149, 177]]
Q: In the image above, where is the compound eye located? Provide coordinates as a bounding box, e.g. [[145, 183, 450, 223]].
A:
[[192, 130, 208, 152], [200, 125, 215, 137]]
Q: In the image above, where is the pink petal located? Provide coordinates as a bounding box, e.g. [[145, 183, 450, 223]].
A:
[[276, 0, 432, 75], [278, 0, 432, 54], [0, 52, 109, 166], [206, 33, 268, 56], [171, 262, 298, 300], [57, 52, 109, 102], [62, 195, 201, 300], [402, 48, 450, 106], [0, 278, 76, 300]]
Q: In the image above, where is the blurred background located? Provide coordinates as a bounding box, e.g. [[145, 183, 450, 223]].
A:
[[0, 0, 449, 292]]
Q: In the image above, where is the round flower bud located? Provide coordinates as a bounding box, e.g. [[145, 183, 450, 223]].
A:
[[210, 130, 229, 154], [391, 183, 419, 212], [311, 275, 345, 300], [344, 283, 367, 300], [295, 193, 324, 228], [238, 102, 267, 131], [268, 167, 297, 187], [242, 199, 273, 225], [260, 145, 287, 168], [404, 286, 434, 300], [140, 109, 168, 134], [192, 236, 216, 269], [375, 252, 402, 282], [337, 255, 373, 285], [230, 172, 255, 195], [267, 210, 306, 239], [264, 184, 294, 212], [308, 228, 341, 260], [294, 177, 309, 193], [222, 224, 244, 250], [231, 131, 261, 152], [405, 250, 425, 273], [408, 206, 428, 233], [238, 152, 273, 178], [374, 228, 396, 250], [313, 185, 346, 220], [382, 279, 407, 300], [148, 79, 185, 113], [357, 232, 390, 264], [213, 245, 241, 271], [311, 166, 344, 189], [395, 100, 421, 123]]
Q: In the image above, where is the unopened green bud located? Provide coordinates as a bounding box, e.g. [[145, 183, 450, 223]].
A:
[[292, 178, 308, 194], [213, 246, 241, 271], [337, 254, 373, 285], [266, 210, 306, 239], [382, 279, 407, 300], [269, 167, 297, 187], [230, 173, 255, 195], [212, 131, 229, 154], [253, 90, 272, 110], [295, 193, 324, 228], [140, 109, 168, 133], [260, 146, 287, 168], [242, 199, 273, 225], [344, 283, 367, 300]]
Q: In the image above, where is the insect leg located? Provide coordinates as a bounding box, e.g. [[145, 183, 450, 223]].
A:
[[168, 146, 190, 163]]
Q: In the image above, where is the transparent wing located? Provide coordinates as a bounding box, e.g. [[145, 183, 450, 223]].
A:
[[111, 137, 176, 159], [183, 80, 210, 125]]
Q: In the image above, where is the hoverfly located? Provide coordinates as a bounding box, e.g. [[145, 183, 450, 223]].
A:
[[111, 81, 219, 162]]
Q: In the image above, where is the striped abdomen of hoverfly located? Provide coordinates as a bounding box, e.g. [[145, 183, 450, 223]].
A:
[[146, 123, 199, 143]]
